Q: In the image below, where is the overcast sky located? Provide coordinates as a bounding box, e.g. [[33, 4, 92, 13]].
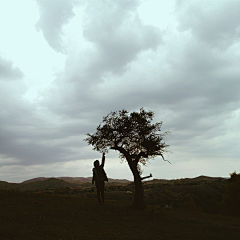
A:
[[0, 0, 240, 183]]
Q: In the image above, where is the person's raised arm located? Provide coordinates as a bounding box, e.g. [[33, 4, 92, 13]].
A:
[[101, 153, 105, 167]]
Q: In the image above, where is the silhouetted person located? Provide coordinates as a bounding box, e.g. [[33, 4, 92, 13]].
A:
[[92, 153, 108, 204]]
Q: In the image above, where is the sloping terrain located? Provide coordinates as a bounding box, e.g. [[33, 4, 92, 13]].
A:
[[0, 175, 229, 215], [142, 176, 228, 214], [1, 178, 78, 192], [0, 177, 130, 192], [22, 176, 130, 184], [102, 176, 229, 214], [0, 181, 18, 190]]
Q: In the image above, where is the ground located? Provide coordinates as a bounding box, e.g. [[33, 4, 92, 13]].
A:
[[0, 189, 240, 240]]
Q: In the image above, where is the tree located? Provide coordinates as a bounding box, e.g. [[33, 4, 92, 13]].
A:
[[84, 108, 170, 210]]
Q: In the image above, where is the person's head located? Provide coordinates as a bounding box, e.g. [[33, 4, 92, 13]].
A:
[[94, 160, 100, 167]]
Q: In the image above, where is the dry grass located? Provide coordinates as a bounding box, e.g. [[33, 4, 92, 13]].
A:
[[0, 189, 240, 240]]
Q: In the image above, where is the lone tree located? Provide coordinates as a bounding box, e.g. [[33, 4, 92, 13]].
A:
[[84, 108, 170, 210]]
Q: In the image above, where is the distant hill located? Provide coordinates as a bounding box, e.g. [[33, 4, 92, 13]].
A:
[[0, 177, 131, 192], [22, 177, 130, 184], [22, 177, 48, 183], [145, 175, 226, 184], [1, 175, 227, 193], [181, 175, 225, 181], [20, 178, 79, 191], [0, 178, 79, 192], [0, 181, 18, 189]]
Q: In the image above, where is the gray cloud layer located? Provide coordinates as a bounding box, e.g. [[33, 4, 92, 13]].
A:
[[83, 0, 162, 73], [0, 56, 24, 80], [1, 0, 240, 182], [35, 0, 77, 53], [177, 0, 240, 48]]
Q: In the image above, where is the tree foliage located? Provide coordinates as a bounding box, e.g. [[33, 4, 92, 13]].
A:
[[84, 108, 170, 168]]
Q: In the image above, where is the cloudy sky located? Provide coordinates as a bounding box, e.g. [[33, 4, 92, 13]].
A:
[[0, 0, 240, 183]]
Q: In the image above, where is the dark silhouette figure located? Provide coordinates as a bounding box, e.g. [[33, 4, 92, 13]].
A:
[[92, 153, 108, 204]]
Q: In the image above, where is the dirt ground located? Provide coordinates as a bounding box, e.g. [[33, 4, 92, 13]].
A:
[[0, 190, 240, 240]]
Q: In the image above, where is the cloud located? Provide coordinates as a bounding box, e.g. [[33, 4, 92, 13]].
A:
[[0, 62, 88, 167], [0, 92, 91, 166], [35, 0, 77, 53], [0, 55, 24, 80], [42, 0, 164, 121], [176, 0, 240, 48], [83, 0, 163, 74], [1, 0, 240, 182]]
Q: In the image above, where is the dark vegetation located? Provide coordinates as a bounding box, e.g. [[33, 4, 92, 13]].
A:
[[0, 175, 238, 215], [222, 171, 240, 216], [1, 174, 240, 240]]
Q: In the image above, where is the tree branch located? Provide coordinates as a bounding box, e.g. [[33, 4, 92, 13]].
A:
[[160, 153, 171, 164], [141, 173, 152, 181], [134, 152, 148, 165], [110, 145, 131, 160]]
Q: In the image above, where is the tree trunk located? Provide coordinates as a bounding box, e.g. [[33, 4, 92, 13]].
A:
[[132, 174, 145, 210], [128, 161, 145, 210]]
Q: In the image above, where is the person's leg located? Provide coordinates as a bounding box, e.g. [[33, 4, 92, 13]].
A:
[[97, 189, 101, 203], [96, 182, 101, 203], [100, 181, 105, 203]]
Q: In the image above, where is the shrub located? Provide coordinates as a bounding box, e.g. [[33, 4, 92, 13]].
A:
[[222, 172, 240, 216]]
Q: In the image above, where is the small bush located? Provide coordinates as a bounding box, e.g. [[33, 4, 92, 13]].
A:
[[222, 172, 240, 216]]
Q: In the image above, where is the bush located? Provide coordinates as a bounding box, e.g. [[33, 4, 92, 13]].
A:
[[222, 172, 240, 216]]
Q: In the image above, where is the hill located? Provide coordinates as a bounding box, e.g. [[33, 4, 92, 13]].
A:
[[22, 176, 130, 184], [0, 181, 18, 189], [0, 177, 130, 192], [0, 178, 78, 192], [0, 175, 230, 215]]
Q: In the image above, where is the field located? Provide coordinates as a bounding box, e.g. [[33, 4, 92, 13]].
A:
[[0, 176, 240, 239]]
